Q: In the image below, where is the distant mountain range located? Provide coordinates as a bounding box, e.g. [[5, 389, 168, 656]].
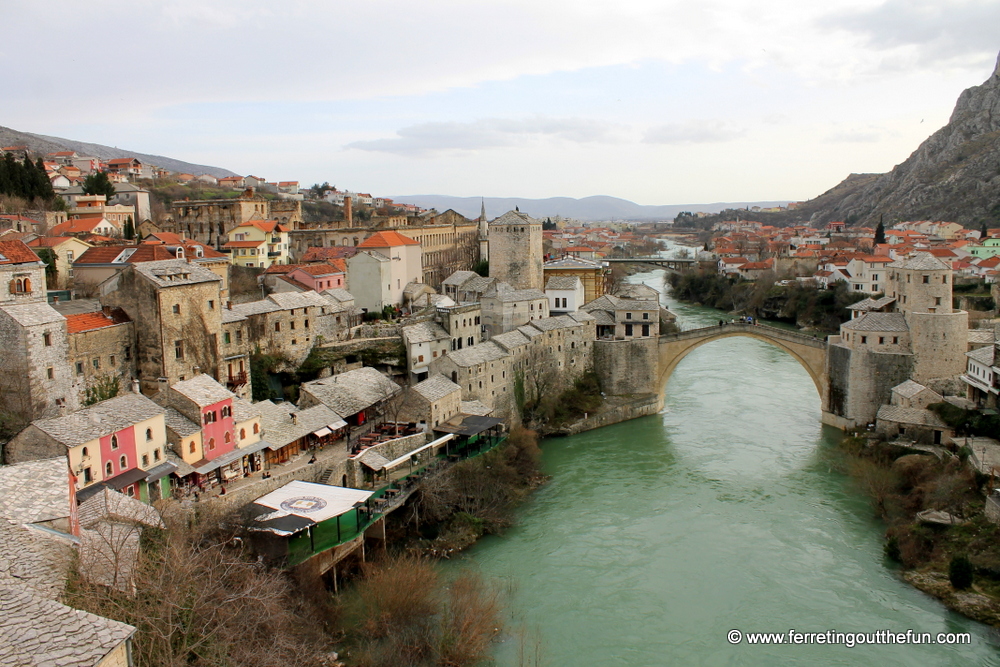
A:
[[0, 125, 238, 179], [389, 194, 792, 222]]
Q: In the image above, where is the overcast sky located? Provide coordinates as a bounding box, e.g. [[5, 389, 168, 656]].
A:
[[3, 0, 998, 206]]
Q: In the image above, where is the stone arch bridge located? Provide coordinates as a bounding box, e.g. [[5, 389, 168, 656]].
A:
[[657, 323, 829, 404]]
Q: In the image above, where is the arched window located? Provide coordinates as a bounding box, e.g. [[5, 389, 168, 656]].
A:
[[23, 277, 30, 292], [224, 432, 231, 443], [120, 455, 127, 469], [105, 462, 113, 476], [81, 446, 88, 457], [110, 435, 119, 450], [208, 438, 216, 451], [189, 441, 196, 454], [240, 428, 246, 440], [253, 423, 259, 434], [145, 428, 153, 441]]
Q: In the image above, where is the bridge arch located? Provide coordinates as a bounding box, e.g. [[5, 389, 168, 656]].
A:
[[657, 324, 828, 404]]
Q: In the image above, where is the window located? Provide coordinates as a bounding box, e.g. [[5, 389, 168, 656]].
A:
[[304, 319, 309, 329], [82, 446, 88, 457], [46, 367, 54, 379], [175, 340, 184, 359], [154, 448, 161, 461], [935, 297, 942, 306], [893, 337, 899, 344], [83, 467, 92, 483], [43, 332, 51, 346], [878, 337, 884, 344], [236, 330, 243, 343], [92, 358, 100, 370], [253, 422, 259, 434], [142, 454, 149, 467], [861, 336, 867, 344], [105, 462, 113, 477], [124, 346, 131, 360], [274, 322, 281, 332], [418, 354, 424, 362], [643, 313, 649, 320], [290, 320, 296, 330], [189, 441, 196, 454], [172, 304, 180, 314], [208, 438, 216, 451], [292, 339, 297, 345], [224, 432, 231, 443], [75, 362, 83, 375], [240, 428, 246, 440], [922, 275, 929, 284], [111, 435, 119, 450], [145, 428, 153, 441], [626, 312, 632, 319], [224, 332, 231, 344], [208, 300, 215, 309]]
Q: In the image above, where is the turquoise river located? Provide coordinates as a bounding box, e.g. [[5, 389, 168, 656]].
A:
[[455, 266, 1000, 666]]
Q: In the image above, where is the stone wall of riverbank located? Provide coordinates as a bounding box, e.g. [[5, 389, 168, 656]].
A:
[[556, 393, 661, 436]]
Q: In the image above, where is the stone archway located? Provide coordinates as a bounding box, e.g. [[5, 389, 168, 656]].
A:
[[657, 324, 829, 408]]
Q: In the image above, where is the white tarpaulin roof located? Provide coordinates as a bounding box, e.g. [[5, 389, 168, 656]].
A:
[[252, 480, 373, 524]]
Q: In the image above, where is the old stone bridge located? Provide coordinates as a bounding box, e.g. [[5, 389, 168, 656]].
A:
[[594, 322, 832, 420]]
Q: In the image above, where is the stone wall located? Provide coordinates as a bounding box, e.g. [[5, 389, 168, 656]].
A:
[[68, 321, 136, 405], [558, 394, 661, 435], [594, 337, 659, 397], [344, 432, 431, 487], [827, 340, 914, 427], [908, 310, 969, 382]]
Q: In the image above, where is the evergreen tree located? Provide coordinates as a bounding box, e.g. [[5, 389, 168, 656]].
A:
[[982, 220, 990, 239], [34, 158, 55, 200], [123, 215, 135, 241], [82, 170, 116, 200], [949, 553, 973, 590], [874, 219, 886, 245]]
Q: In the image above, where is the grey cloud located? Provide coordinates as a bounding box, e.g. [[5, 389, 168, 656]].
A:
[[825, 0, 1000, 67], [346, 117, 620, 155], [642, 120, 746, 145]]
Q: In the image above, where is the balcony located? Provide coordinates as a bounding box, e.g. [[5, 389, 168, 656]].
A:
[[268, 251, 281, 258], [227, 371, 248, 390]]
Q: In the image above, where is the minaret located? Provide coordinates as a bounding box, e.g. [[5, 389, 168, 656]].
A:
[[478, 198, 489, 263]]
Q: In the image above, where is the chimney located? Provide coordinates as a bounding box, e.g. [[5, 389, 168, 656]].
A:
[[344, 196, 352, 226], [157, 377, 169, 393], [227, 301, 232, 310], [193, 366, 201, 375], [290, 413, 298, 425], [131, 379, 140, 394], [52, 295, 59, 304]]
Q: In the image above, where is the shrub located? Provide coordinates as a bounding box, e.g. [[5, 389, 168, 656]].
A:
[[949, 553, 974, 590], [884, 535, 901, 563]]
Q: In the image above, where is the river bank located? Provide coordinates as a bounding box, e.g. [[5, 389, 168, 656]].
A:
[[834, 433, 1000, 628]]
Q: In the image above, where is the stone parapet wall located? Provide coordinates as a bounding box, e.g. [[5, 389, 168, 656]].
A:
[[594, 337, 659, 397]]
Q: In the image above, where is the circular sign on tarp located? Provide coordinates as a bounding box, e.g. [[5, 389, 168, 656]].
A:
[[279, 496, 328, 513]]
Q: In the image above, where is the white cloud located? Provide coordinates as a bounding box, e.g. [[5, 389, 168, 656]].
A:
[[347, 117, 625, 155], [643, 120, 746, 145]]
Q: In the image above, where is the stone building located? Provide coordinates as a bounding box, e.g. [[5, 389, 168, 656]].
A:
[[288, 208, 480, 288], [0, 239, 47, 307], [356, 231, 423, 305], [543, 255, 609, 303], [346, 250, 393, 313], [429, 341, 515, 418], [489, 210, 543, 291], [401, 374, 463, 429], [545, 275, 585, 314], [5, 392, 170, 502], [826, 253, 969, 428], [480, 282, 549, 338], [298, 366, 399, 427], [438, 302, 482, 351], [402, 321, 451, 383], [582, 293, 661, 340], [230, 291, 351, 366], [220, 307, 253, 399], [65, 308, 136, 406], [0, 302, 77, 421], [99, 260, 224, 394], [166, 189, 302, 247]]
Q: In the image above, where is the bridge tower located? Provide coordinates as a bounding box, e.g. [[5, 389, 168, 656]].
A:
[[488, 209, 543, 291]]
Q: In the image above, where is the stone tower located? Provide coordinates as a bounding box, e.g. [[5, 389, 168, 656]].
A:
[[488, 210, 543, 291], [478, 199, 489, 263]]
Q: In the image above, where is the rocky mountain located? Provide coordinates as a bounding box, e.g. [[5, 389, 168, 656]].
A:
[[787, 53, 1000, 228], [0, 125, 237, 179], [391, 194, 790, 222]]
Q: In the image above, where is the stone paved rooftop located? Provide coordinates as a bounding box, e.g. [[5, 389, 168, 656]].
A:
[[171, 374, 235, 407], [32, 393, 164, 449], [412, 374, 461, 403], [0, 458, 70, 524]]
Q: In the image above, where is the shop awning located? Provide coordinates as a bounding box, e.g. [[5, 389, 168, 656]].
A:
[[312, 427, 332, 438], [144, 461, 178, 482], [105, 467, 150, 490], [193, 440, 272, 475], [328, 419, 347, 430]]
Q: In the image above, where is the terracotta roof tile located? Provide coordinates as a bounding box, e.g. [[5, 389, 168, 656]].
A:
[[0, 240, 42, 265], [358, 231, 419, 247], [65, 309, 129, 334]]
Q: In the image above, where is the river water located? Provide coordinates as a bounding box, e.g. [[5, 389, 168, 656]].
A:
[[457, 261, 1000, 666]]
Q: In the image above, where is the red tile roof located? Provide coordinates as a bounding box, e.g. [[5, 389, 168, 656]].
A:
[[66, 312, 116, 334], [28, 237, 88, 248], [74, 245, 176, 264], [222, 240, 264, 248], [358, 231, 419, 248], [292, 263, 344, 277], [50, 217, 114, 236], [301, 246, 358, 262], [0, 240, 41, 265]]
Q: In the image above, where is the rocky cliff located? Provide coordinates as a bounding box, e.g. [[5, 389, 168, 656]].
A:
[[806, 53, 1000, 227]]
